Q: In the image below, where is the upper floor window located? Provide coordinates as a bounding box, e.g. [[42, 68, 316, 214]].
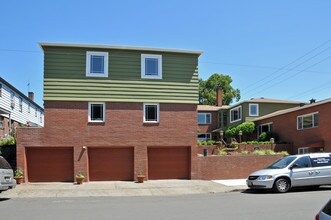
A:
[[249, 103, 259, 116], [297, 112, 318, 130], [230, 106, 242, 123], [198, 113, 211, 124], [28, 103, 30, 113], [35, 108, 37, 117], [143, 103, 159, 123], [88, 102, 105, 122], [19, 97, 23, 112], [40, 113, 43, 123], [0, 84, 2, 97], [141, 54, 162, 79], [10, 92, 15, 109], [86, 51, 109, 77]]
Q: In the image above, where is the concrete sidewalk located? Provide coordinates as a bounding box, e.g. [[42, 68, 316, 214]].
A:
[[0, 180, 247, 198]]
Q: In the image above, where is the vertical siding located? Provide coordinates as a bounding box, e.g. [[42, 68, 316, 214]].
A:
[[0, 83, 44, 127], [43, 46, 200, 104]]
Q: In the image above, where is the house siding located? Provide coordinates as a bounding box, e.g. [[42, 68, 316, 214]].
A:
[[43, 46, 199, 104]]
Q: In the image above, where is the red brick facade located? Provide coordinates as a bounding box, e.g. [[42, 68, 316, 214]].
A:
[[198, 111, 219, 140], [255, 101, 331, 154], [17, 101, 198, 182], [0, 117, 19, 139]]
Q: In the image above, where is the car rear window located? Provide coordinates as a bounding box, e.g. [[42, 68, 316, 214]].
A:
[[310, 156, 331, 167], [322, 200, 331, 215], [0, 157, 12, 169]]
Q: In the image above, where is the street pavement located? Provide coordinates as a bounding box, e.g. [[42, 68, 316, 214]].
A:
[[0, 179, 248, 198]]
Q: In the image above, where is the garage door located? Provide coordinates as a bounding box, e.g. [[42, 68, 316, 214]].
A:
[[88, 147, 134, 181], [148, 147, 191, 179], [26, 147, 74, 182]]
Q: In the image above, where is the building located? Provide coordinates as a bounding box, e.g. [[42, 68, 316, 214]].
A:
[[253, 98, 331, 154], [17, 42, 202, 182], [198, 88, 304, 141], [0, 77, 44, 138]]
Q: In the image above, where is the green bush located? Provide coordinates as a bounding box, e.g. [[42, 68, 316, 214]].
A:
[[197, 141, 202, 145], [225, 126, 237, 137], [218, 148, 227, 155], [241, 150, 249, 155], [206, 140, 216, 145], [237, 122, 255, 134], [241, 141, 247, 144], [277, 151, 289, 156], [230, 141, 239, 149], [0, 136, 16, 146], [259, 131, 279, 142]]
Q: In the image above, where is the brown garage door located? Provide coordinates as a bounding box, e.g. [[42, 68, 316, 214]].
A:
[[26, 147, 74, 182], [88, 147, 134, 181], [148, 147, 191, 179]]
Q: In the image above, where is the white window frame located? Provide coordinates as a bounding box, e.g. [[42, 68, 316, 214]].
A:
[[249, 103, 259, 116], [230, 106, 242, 123], [198, 113, 211, 124], [297, 112, 318, 130], [86, 51, 109, 77], [28, 103, 30, 113], [19, 97, 23, 112], [88, 102, 106, 123], [298, 147, 309, 154], [198, 133, 211, 141], [143, 103, 160, 123], [257, 122, 273, 136], [141, 54, 162, 79], [35, 108, 37, 117]]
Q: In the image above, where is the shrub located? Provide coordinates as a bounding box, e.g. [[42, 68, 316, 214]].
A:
[[0, 136, 16, 146], [241, 150, 249, 155], [206, 140, 216, 145], [241, 141, 247, 144], [247, 141, 259, 144], [277, 151, 289, 156], [264, 149, 276, 155], [201, 141, 208, 145], [237, 122, 255, 134], [15, 168, 24, 178], [225, 126, 237, 137], [230, 141, 239, 149], [197, 141, 202, 145], [259, 131, 279, 142], [218, 148, 227, 155], [253, 150, 266, 155]]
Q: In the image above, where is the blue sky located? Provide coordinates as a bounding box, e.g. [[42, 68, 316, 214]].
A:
[[1, 0, 331, 106]]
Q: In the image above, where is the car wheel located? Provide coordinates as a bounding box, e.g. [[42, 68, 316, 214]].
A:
[[274, 178, 290, 193]]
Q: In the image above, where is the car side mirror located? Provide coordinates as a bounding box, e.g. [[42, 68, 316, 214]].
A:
[[290, 163, 299, 170]]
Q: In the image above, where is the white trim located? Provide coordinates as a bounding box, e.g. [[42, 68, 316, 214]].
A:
[[249, 103, 259, 116], [297, 111, 318, 130], [230, 106, 242, 123], [197, 113, 211, 124], [86, 51, 109, 77], [141, 54, 162, 79], [198, 133, 211, 141], [298, 147, 309, 154], [257, 122, 273, 136], [88, 102, 106, 122], [143, 103, 160, 123]]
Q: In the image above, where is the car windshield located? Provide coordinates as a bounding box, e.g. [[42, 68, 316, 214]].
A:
[[0, 157, 12, 169], [266, 156, 297, 169]]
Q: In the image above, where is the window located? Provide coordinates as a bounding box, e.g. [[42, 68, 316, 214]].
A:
[[310, 155, 331, 167], [0, 84, 2, 97], [297, 112, 318, 130], [230, 106, 242, 123], [19, 97, 23, 112], [143, 103, 159, 123], [35, 108, 37, 117], [141, 54, 162, 79], [10, 92, 15, 109], [249, 103, 259, 116], [40, 113, 43, 123], [88, 102, 105, 122], [298, 147, 309, 154], [28, 104, 30, 113], [222, 112, 228, 127], [198, 113, 211, 124], [86, 51, 109, 77], [293, 156, 311, 168], [0, 116, 3, 129], [257, 123, 273, 136], [198, 133, 211, 141]]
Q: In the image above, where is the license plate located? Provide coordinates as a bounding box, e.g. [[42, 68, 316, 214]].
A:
[[4, 177, 10, 182], [248, 182, 253, 186]]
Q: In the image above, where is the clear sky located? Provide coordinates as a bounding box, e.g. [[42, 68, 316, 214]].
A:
[[1, 0, 331, 106]]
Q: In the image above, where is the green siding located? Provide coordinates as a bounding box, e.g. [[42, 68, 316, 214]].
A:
[[43, 46, 199, 103]]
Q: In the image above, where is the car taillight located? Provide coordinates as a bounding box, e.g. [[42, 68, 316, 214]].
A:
[[315, 213, 319, 220]]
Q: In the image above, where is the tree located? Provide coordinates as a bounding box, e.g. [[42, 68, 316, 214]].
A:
[[199, 73, 240, 105]]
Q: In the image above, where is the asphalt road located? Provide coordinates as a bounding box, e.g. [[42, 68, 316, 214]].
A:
[[0, 188, 330, 220]]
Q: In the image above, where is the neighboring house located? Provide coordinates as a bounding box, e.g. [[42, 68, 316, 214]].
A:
[[0, 77, 44, 138], [17, 42, 202, 182], [198, 88, 304, 141], [253, 98, 331, 154]]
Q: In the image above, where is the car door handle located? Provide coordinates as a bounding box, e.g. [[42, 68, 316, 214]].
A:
[[315, 170, 320, 174], [308, 171, 314, 175]]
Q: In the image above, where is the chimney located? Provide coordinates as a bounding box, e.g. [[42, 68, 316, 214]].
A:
[[28, 92, 34, 102], [309, 98, 316, 104], [216, 87, 223, 106]]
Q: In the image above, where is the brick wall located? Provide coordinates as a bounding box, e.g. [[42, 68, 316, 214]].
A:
[[198, 111, 219, 136], [17, 101, 198, 182], [255, 102, 331, 153], [193, 154, 284, 180]]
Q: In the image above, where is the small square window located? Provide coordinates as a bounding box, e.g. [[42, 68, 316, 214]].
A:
[[249, 104, 259, 116], [141, 54, 162, 79], [86, 52, 108, 77], [88, 102, 105, 122], [143, 103, 159, 123]]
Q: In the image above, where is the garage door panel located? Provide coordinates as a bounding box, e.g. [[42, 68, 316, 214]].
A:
[[88, 147, 134, 181], [148, 147, 190, 179], [26, 147, 74, 182]]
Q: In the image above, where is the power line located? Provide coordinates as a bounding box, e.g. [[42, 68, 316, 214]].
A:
[[287, 81, 331, 99]]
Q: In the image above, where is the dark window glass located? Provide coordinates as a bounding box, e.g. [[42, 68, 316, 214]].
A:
[[90, 55, 104, 73], [222, 112, 227, 127], [310, 156, 331, 167], [313, 113, 318, 127], [145, 58, 158, 75], [0, 157, 12, 169], [322, 200, 331, 215], [91, 104, 104, 121], [145, 105, 158, 121], [293, 156, 311, 168]]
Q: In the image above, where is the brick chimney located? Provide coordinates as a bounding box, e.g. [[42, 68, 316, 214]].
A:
[[28, 92, 34, 102], [216, 87, 223, 106]]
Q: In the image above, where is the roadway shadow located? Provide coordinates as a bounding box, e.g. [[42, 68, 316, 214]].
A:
[[241, 186, 331, 194], [0, 198, 10, 202]]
